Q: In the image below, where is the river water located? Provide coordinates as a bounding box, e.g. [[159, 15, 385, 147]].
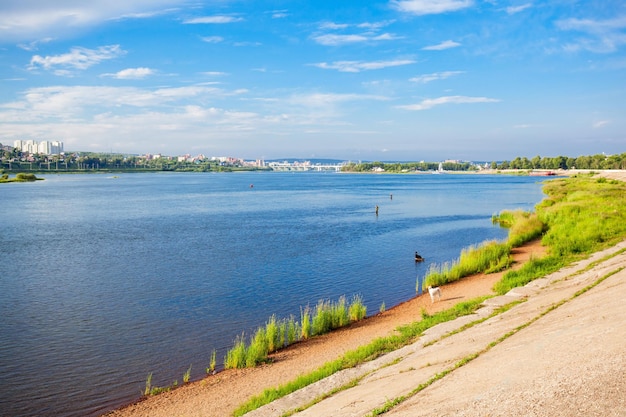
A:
[[0, 172, 546, 417]]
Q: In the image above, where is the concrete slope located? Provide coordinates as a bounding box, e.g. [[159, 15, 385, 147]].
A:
[[246, 240, 626, 417]]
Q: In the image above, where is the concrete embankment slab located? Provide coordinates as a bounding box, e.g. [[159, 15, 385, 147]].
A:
[[246, 242, 626, 417], [386, 267, 626, 416]]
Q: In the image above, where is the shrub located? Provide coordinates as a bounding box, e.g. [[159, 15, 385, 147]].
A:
[[183, 365, 192, 384], [301, 306, 312, 340], [246, 328, 269, 367], [15, 173, 38, 181], [349, 294, 367, 321], [265, 315, 279, 353], [286, 315, 299, 345], [494, 210, 545, 247], [312, 299, 334, 336], [422, 240, 511, 290], [224, 333, 247, 369], [332, 295, 349, 328], [207, 349, 217, 374]]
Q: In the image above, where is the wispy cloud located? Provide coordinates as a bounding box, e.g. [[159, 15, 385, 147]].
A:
[[0, 2, 186, 42], [397, 95, 499, 110], [312, 21, 399, 46], [506, 3, 532, 15], [289, 92, 389, 107], [593, 120, 610, 128], [7, 85, 246, 120], [313, 33, 400, 46], [556, 15, 626, 53], [183, 15, 244, 24], [422, 40, 461, 50], [28, 45, 125, 73], [200, 71, 228, 77], [319, 22, 349, 30], [18, 37, 54, 51], [312, 59, 416, 72], [391, 0, 473, 16], [201, 36, 224, 43], [271, 10, 289, 19], [101, 67, 154, 79], [410, 71, 464, 83]]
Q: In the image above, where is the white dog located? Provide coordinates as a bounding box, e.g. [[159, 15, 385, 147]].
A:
[[427, 286, 442, 304]]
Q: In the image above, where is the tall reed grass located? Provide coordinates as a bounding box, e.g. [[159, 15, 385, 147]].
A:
[[493, 209, 545, 247], [421, 240, 511, 290], [233, 297, 487, 416], [224, 294, 368, 369]]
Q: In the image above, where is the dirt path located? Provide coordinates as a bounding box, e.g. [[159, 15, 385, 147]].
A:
[[105, 241, 546, 417]]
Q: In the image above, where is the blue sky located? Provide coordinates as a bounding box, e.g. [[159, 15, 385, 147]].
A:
[[0, 1, 624, 161]]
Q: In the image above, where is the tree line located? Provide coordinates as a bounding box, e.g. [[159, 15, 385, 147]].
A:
[[492, 153, 626, 170], [0, 151, 269, 173], [341, 153, 626, 173]]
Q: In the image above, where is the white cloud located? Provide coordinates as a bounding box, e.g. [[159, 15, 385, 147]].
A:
[[391, 0, 473, 16], [556, 15, 626, 53], [18, 37, 54, 51], [313, 32, 400, 46], [201, 36, 224, 43], [312, 20, 400, 46], [28, 45, 125, 72], [289, 93, 388, 107], [319, 22, 349, 30], [200, 71, 228, 77], [0, 1, 186, 42], [5, 85, 245, 120], [359, 20, 395, 30], [102, 67, 154, 79], [183, 15, 244, 24], [271, 10, 289, 19], [506, 3, 532, 15], [410, 71, 464, 83], [422, 40, 461, 50], [593, 120, 610, 128], [312, 59, 415, 72], [397, 95, 500, 110]]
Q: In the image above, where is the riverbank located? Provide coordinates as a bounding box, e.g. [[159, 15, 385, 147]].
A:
[[104, 240, 546, 417], [103, 169, 626, 417]]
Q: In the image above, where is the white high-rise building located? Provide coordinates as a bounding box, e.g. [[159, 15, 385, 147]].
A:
[[13, 140, 64, 155]]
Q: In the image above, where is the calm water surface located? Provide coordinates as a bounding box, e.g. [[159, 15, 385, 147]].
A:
[[0, 172, 547, 417]]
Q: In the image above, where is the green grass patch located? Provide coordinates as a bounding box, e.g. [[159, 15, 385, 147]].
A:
[[224, 295, 368, 370], [493, 255, 566, 295], [538, 176, 626, 256], [232, 297, 486, 416], [422, 240, 511, 290], [493, 209, 546, 247], [0, 172, 44, 183]]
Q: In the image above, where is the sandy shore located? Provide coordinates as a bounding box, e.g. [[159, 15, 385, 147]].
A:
[[105, 170, 626, 417]]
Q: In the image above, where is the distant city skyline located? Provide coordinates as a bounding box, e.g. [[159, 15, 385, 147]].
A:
[[0, 1, 624, 161]]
